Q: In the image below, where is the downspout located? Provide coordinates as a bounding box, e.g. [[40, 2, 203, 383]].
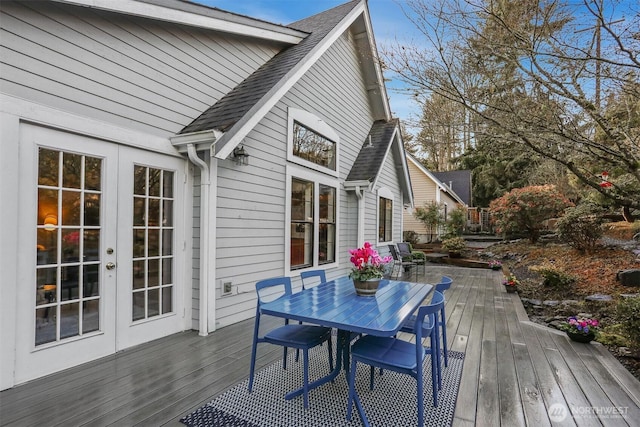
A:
[[355, 185, 365, 247], [187, 144, 210, 337]]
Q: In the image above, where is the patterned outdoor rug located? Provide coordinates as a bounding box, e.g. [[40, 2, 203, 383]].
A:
[[180, 343, 465, 427]]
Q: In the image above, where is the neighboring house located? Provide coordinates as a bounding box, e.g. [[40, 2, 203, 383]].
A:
[[0, 0, 413, 390], [403, 153, 467, 242], [432, 169, 473, 207]]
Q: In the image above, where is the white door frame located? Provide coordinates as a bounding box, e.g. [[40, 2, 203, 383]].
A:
[[12, 122, 191, 386]]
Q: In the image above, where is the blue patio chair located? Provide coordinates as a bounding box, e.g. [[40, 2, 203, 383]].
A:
[[300, 269, 327, 290], [347, 291, 445, 427], [248, 276, 334, 408], [398, 275, 453, 381]]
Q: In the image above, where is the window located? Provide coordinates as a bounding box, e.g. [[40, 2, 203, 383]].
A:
[[287, 167, 338, 271], [292, 121, 336, 170], [287, 108, 339, 177], [379, 197, 393, 243]]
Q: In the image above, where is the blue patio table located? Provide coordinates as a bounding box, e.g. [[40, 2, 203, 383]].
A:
[[259, 275, 433, 409]]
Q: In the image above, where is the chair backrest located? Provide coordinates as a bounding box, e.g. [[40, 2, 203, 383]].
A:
[[414, 290, 445, 339], [388, 244, 401, 261], [300, 270, 327, 290], [255, 276, 292, 308], [397, 242, 412, 257], [435, 275, 453, 293]]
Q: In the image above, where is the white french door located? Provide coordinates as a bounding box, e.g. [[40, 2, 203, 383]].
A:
[[15, 124, 187, 384]]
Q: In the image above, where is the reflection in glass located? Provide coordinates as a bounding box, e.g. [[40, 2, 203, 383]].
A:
[[133, 260, 146, 289], [133, 229, 145, 258], [148, 259, 160, 287], [62, 229, 80, 262], [148, 199, 160, 226], [132, 291, 145, 321], [149, 169, 161, 197], [84, 193, 100, 226], [133, 197, 145, 226], [63, 153, 82, 189], [60, 302, 79, 339], [82, 300, 100, 333], [162, 286, 172, 314], [163, 171, 173, 197], [292, 121, 336, 170], [162, 229, 172, 256], [148, 289, 160, 317], [38, 148, 59, 186], [83, 264, 99, 297], [36, 149, 103, 345], [83, 230, 99, 261], [61, 265, 79, 301], [38, 189, 58, 225], [85, 156, 101, 191], [162, 200, 173, 226], [35, 307, 57, 345], [148, 229, 159, 257], [37, 229, 58, 265], [134, 165, 146, 195], [162, 258, 172, 285], [36, 268, 58, 305], [61, 191, 81, 225], [131, 165, 175, 320]]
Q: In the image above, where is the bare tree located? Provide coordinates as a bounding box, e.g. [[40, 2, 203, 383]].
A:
[[382, 0, 640, 212]]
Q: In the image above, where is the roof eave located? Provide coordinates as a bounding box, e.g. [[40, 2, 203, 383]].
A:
[[52, 0, 307, 44]]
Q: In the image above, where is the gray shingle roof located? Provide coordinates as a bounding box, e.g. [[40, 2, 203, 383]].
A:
[[346, 119, 399, 182], [179, 0, 360, 135], [433, 170, 472, 206]]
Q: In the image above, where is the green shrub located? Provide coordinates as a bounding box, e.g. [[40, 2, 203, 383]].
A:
[[441, 236, 467, 252], [445, 205, 467, 236], [556, 202, 606, 253], [617, 296, 640, 347], [529, 263, 576, 287], [403, 230, 419, 246]]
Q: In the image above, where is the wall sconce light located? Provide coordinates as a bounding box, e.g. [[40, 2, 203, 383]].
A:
[[43, 213, 58, 231], [232, 145, 250, 166]]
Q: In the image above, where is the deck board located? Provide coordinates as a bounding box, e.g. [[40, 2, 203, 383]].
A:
[[1, 266, 638, 427]]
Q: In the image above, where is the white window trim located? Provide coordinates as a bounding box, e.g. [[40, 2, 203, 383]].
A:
[[377, 187, 394, 244], [287, 107, 339, 177], [285, 164, 340, 274]]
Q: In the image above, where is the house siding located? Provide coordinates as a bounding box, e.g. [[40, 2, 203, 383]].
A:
[[369, 148, 403, 247], [211, 30, 376, 328], [404, 160, 438, 234], [0, 1, 281, 137]]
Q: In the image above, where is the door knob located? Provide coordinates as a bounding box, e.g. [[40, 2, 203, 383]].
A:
[[106, 262, 116, 270]]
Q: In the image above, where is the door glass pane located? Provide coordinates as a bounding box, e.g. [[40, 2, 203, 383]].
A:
[[131, 166, 174, 321], [38, 149, 59, 186], [35, 148, 102, 345]]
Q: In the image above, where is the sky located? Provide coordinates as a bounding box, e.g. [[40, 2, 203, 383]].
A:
[[191, 0, 420, 124]]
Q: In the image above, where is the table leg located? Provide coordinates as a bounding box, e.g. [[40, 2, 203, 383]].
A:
[[284, 329, 351, 400]]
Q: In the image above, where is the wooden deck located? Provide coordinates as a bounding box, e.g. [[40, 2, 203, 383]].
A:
[[2, 266, 639, 426]]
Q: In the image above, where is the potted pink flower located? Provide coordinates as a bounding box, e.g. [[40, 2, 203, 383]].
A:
[[348, 242, 392, 296]]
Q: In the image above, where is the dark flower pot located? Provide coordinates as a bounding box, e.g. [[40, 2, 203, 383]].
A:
[[504, 284, 517, 293], [566, 331, 595, 343], [353, 279, 381, 297]]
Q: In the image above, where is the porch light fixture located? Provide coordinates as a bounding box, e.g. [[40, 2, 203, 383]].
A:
[[233, 145, 250, 166]]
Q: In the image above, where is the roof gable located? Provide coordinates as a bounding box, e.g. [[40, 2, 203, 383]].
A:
[[346, 119, 413, 206], [176, 0, 390, 160], [406, 154, 467, 206], [432, 170, 472, 206]]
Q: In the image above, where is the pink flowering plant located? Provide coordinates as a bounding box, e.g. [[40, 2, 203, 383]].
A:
[[348, 242, 392, 281], [562, 316, 599, 336], [488, 260, 502, 270], [502, 273, 520, 287]]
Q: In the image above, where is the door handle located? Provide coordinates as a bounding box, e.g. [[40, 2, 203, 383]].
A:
[[106, 262, 116, 270]]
